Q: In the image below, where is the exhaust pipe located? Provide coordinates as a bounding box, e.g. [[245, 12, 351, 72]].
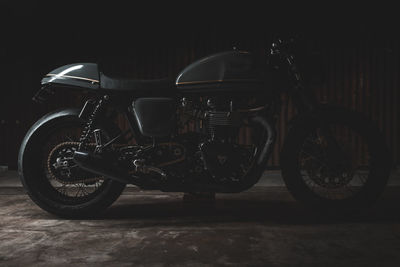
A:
[[73, 151, 137, 184], [229, 115, 275, 192]]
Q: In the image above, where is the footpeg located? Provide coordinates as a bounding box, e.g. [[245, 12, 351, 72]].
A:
[[133, 159, 167, 178]]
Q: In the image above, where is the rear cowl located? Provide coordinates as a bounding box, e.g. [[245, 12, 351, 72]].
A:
[[41, 63, 100, 89]]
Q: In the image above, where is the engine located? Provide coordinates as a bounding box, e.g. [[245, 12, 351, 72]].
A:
[[122, 96, 261, 184], [176, 96, 256, 183]]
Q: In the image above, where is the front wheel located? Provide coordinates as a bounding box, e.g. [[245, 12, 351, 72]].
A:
[[19, 112, 126, 218], [281, 107, 392, 215]]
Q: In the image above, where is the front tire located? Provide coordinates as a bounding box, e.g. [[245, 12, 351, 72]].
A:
[[19, 111, 126, 218], [281, 107, 392, 215]]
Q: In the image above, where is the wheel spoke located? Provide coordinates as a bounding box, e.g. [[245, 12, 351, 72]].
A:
[[356, 172, 368, 184], [42, 125, 105, 201], [298, 124, 371, 201]]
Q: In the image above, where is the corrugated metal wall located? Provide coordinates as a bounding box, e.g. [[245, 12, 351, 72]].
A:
[[1, 36, 399, 169], [268, 37, 399, 167], [103, 36, 399, 168]]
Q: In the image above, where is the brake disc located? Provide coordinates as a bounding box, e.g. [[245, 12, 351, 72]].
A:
[[302, 154, 354, 189]]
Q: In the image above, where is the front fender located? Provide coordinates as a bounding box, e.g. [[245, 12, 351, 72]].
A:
[[287, 104, 352, 131], [282, 104, 391, 167]]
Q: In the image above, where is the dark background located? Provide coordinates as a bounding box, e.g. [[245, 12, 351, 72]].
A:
[[0, 1, 399, 169]]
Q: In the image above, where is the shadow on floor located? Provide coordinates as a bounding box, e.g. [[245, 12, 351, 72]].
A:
[[90, 190, 400, 225], [2, 187, 400, 225]]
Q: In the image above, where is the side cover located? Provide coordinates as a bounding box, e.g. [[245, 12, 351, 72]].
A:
[[41, 63, 100, 89], [132, 98, 176, 137]]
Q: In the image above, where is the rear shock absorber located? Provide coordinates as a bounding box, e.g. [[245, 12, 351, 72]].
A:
[[78, 95, 108, 151]]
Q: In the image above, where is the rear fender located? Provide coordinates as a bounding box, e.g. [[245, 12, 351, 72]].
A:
[[18, 109, 81, 180], [18, 108, 123, 179]]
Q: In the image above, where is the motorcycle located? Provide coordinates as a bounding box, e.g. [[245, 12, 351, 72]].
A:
[[18, 38, 392, 218]]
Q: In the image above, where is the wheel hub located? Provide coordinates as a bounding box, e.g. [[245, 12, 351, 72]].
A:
[[302, 156, 354, 188], [47, 142, 101, 184]]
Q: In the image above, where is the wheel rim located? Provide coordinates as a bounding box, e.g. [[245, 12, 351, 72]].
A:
[[298, 123, 371, 201], [38, 122, 108, 204]]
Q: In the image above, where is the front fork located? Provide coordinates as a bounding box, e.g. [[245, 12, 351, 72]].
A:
[[292, 88, 346, 171], [291, 84, 319, 113]]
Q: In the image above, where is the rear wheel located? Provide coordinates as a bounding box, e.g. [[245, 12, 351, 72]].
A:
[[281, 108, 392, 215], [19, 115, 126, 218]]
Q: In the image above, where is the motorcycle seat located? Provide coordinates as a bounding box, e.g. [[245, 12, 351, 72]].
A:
[[100, 72, 176, 92]]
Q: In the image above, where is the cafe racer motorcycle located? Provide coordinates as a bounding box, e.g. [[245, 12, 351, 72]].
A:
[[18, 39, 392, 218]]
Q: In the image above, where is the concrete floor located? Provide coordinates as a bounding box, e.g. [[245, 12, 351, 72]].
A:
[[1, 171, 400, 266]]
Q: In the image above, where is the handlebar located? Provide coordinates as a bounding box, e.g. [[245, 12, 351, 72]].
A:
[[269, 36, 302, 84], [271, 36, 298, 54]]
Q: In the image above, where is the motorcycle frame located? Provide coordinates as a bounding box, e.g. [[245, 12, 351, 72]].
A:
[[28, 39, 319, 192]]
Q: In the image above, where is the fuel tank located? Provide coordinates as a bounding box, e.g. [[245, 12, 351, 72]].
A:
[[175, 50, 267, 93]]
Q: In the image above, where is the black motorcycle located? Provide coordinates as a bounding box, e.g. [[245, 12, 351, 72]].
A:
[[18, 38, 392, 218]]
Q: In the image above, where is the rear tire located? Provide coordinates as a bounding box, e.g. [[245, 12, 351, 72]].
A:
[[19, 113, 126, 218], [281, 107, 392, 215]]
